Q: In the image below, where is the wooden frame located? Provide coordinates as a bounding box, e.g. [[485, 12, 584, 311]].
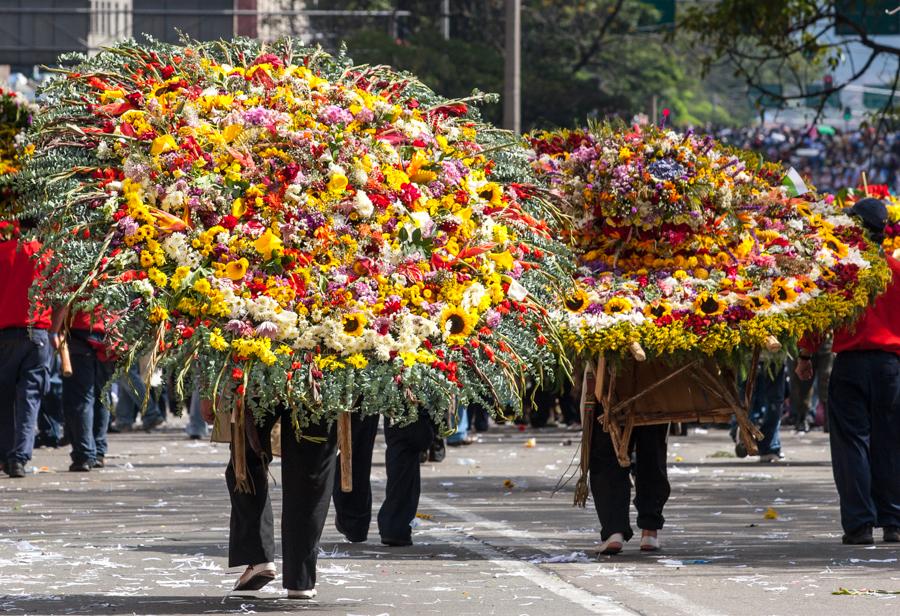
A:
[[592, 353, 763, 467]]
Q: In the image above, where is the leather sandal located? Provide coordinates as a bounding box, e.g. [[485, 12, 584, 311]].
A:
[[232, 562, 276, 592]]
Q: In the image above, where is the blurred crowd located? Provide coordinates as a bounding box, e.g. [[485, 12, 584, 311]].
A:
[[715, 125, 900, 194]]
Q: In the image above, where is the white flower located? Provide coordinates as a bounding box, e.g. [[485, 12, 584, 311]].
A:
[[461, 282, 486, 311], [354, 190, 374, 218], [507, 279, 528, 301]]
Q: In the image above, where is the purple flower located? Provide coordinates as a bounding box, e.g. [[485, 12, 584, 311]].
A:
[[255, 321, 279, 339], [318, 104, 354, 126]]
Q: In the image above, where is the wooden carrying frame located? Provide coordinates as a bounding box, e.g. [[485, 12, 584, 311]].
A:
[[593, 351, 763, 468]]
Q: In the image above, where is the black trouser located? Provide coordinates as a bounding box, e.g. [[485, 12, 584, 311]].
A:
[[227, 408, 336, 591], [828, 351, 900, 535], [589, 423, 670, 542], [333, 413, 434, 542]]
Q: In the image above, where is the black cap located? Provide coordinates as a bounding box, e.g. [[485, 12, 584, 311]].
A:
[[844, 197, 888, 237]]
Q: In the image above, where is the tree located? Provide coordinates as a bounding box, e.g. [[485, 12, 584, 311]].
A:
[[679, 0, 900, 129]]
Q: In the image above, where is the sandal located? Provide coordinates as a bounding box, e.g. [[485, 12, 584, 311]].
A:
[[233, 562, 276, 592]]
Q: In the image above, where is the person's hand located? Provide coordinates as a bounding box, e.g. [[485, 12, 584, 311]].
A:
[[49, 332, 60, 350], [795, 358, 814, 381], [200, 398, 215, 424]]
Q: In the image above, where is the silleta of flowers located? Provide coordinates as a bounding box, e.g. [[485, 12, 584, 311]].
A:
[[0, 87, 36, 238], [529, 123, 890, 361], [20, 39, 570, 426]]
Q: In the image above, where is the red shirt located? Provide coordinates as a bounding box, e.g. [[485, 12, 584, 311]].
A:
[[0, 239, 52, 330], [70, 308, 107, 334], [803, 255, 900, 356]]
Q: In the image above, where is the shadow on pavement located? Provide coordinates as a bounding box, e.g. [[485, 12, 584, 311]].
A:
[[0, 594, 335, 615]]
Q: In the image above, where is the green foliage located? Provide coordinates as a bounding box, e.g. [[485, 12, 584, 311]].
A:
[[332, 1, 755, 129]]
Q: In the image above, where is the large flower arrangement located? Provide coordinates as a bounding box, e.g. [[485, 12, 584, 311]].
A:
[[0, 87, 36, 238], [529, 123, 890, 362], [19, 39, 571, 426]]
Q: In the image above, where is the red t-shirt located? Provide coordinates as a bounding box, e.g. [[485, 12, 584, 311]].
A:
[[802, 255, 900, 356], [0, 239, 52, 330], [70, 308, 107, 334]]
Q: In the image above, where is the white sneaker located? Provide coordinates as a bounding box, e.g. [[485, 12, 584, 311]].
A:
[[232, 562, 276, 591], [640, 533, 660, 551], [287, 588, 318, 600], [596, 532, 624, 555]]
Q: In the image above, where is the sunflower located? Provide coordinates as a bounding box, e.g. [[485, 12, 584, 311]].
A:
[[742, 295, 771, 311], [643, 300, 672, 319], [603, 297, 633, 315], [477, 182, 503, 207], [693, 291, 727, 316], [440, 306, 475, 339], [314, 250, 338, 268], [564, 288, 589, 312], [820, 233, 849, 259], [342, 313, 367, 336], [770, 278, 798, 304]]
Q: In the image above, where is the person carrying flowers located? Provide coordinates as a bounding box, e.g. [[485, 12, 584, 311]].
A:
[[20, 38, 571, 598], [797, 197, 900, 546]]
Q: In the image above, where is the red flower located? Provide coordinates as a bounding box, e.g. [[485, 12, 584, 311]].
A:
[[231, 368, 244, 380]]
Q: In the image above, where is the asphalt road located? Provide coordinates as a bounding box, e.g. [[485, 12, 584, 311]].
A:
[[1, 420, 898, 616]]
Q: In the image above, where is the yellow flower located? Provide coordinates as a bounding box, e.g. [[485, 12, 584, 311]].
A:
[[440, 306, 474, 340], [407, 150, 438, 184], [231, 198, 247, 218], [489, 250, 515, 271], [327, 172, 349, 193], [770, 279, 798, 304], [147, 268, 168, 287], [342, 313, 367, 336], [209, 329, 229, 351], [224, 258, 249, 281], [564, 288, 589, 313], [643, 301, 672, 319], [742, 295, 772, 311], [254, 228, 283, 260], [148, 305, 169, 323], [150, 134, 178, 156], [693, 291, 727, 316], [346, 353, 368, 369], [821, 233, 849, 259], [140, 250, 155, 268], [603, 297, 633, 315]]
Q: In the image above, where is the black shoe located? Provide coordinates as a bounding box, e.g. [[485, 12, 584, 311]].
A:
[[884, 527, 900, 543], [188, 434, 202, 440], [380, 536, 412, 547], [69, 461, 91, 473], [735, 442, 748, 458], [92, 457, 105, 469], [429, 439, 446, 463], [7, 461, 26, 478], [143, 417, 165, 432], [842, 526, 874, 545], [335, 519, 367, 543]]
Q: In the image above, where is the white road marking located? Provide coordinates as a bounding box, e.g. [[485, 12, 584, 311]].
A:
[[420, 496, 638, 616], [420, 495, 727, 616]]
